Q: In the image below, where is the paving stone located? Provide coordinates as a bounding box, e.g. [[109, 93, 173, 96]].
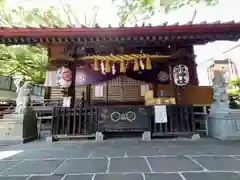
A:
[[4, 150, 90, 160], [111, 140, 142, 147], [94, 173, 143, 180], [63, 174, 93, 180], [160, 146, 240, 156], [183, 172, 240, 180], [2, 160, 64, 175], [28, 175, 64, 180], [4, 150, 63, 160], [91, 147, 125, 157], [54, 158, 108, 174], [144, 173, 183, 180], [3, 142, 60, 151], [109, 157, 150, 173], [126, 146, 160, 157], [191, 156, 240, 171], [52, 142, 81, 149], [80, 141, 114, 150], [0, 160, 20, 173], [0, 177, 27, 180], [137, 140, 168, 146], [147, 156, 203, 172], [233, 156, 240, 160], [55, 149, 91, 159]]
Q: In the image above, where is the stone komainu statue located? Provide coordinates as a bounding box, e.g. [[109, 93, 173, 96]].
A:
[[14, 79, 32, 114], [210, 74, 230, 114]]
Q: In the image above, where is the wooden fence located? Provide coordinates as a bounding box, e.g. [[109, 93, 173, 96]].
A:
[[151, 104, 195, 137], [51, 104, 195, 139], [52, 106, 99, 138]]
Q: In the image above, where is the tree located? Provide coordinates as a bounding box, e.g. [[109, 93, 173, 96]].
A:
[[113, 0, 219, 25], [0, 3, 69, 84], [0, 45, 48, 84], [228, 78, 240, 109]]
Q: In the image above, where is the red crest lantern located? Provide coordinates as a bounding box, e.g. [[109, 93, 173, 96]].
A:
[[57, 66, 72, 88]]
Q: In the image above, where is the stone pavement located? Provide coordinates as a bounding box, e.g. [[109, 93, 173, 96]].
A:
[[0, 138, 240, 179]]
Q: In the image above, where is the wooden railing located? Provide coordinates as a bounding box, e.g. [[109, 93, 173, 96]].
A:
[[52, 106, 98, 138], [151, 104, 195, 137], [31, 99, 62, 107]]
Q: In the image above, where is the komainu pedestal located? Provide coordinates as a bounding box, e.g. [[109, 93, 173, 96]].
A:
[[0, 80, 38, 143], [0, 107, 38, 143], [208, 75, 240, 140]]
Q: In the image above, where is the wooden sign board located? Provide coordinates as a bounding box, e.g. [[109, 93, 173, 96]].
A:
[[154, 105, 167, 123]]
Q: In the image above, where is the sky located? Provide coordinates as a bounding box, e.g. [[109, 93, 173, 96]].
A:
[[5, 0, 240, 85]]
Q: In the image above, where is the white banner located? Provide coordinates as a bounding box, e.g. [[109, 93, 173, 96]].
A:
[[154, 105, 167, 123]]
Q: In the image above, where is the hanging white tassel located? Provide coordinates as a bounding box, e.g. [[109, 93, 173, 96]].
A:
[[140, 59, 145, 70], [112, 63, 116, 75], [100, 61, 106, 75]]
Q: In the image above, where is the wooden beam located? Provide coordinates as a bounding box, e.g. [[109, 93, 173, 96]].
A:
[[68, 61, 76, 107]]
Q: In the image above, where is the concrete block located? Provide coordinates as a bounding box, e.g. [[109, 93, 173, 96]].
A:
[[46, 136, 53, 142], [142, 131, 151, 141], [95, 131, 104, 141]]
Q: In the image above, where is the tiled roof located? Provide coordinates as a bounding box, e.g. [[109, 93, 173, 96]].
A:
[[0, 21, 240, 45]]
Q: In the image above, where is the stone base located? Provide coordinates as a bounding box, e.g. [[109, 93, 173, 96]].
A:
[[46, 136, 53, 142], [0, 107, 38, 143], [95, 131, 104, 141], [142, 131, 151, 141], [0, 117, 23, 142], [208, 110, 240, 140]]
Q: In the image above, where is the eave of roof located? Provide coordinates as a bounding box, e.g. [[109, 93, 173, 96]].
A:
[[0, 21, 240, 45]]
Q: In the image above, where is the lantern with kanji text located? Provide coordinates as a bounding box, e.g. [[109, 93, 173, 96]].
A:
[[173, 64, 189, 86]]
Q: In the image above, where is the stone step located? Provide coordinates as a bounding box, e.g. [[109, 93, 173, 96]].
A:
[[0, 118, 23, 123], [3, 114, 24, 119]]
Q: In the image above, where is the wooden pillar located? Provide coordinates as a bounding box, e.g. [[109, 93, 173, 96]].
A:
[[44, 47, 51, 100], [187, 45, 199, 85], [86, 84, 91, 105], [153, 84, 158, 98], [68, 60, 76, 107], [44, 87, 51, 99], [105, 81, 109, 103]]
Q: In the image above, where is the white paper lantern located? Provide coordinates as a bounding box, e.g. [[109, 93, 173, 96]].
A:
[[173, 64, 189, 86], [57, 66, 72, 88]]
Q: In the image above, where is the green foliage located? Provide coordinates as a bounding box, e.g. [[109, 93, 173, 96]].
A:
[[113, 0, 219, 25], [0, 2, 68, 84], [228, 78, 240, 109], [0, 45, 48, 84]]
